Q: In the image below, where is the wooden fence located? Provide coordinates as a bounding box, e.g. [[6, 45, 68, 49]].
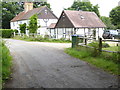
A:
[[72, 36, 120, 53], [99, 38, 120, 53]]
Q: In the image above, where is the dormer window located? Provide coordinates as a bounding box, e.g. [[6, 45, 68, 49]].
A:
[[63, 15, 65, 17], [80, 15, 85, 19], [63, 13, 65, 18], [45, 9, 48, 14]]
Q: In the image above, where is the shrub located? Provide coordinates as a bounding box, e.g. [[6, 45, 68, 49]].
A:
[[13, 29, 18, 33], [19, 23, 26, 33], [1, 41, 12, 84], [60, 37, 66, 41], [88, 42, 99, 56], [102, 42, 110, 48], [88, 41, 110, 48], [44, 35, 49, 40], [0, 29, 14, 38]]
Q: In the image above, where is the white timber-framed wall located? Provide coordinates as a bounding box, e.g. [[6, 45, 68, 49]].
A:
[[48, 27, 104, 40]]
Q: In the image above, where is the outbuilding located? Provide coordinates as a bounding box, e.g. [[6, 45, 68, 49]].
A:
[[48, 10, 106, 40]]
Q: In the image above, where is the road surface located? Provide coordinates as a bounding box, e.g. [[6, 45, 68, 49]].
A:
[[5, 39, 118, 88]]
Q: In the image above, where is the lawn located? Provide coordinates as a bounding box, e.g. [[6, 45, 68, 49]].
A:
[[103, 46, 119, 51], [65, 46, 119, 75]]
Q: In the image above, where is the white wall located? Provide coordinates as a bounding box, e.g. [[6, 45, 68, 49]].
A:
[[37, 19, 57, 36], [10, 19, 57, 35], [10, 20, 29, 33], [50, 28, 104, 40]]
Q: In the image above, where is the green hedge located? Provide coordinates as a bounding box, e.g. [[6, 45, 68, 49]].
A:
[[0, 29, 14, 38]]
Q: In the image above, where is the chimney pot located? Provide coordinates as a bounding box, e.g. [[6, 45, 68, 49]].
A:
[[24, 2, 33, 12]]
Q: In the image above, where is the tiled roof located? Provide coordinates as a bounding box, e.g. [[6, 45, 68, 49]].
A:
[[11, 6, 58, 22], [55, 10, 106, 28]]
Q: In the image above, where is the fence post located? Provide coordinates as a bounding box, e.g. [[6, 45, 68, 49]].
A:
[[85, 38, 87, 45], [99, 38, 102, 52]]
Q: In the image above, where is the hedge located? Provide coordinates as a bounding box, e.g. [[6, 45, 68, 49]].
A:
[[0, 29, 15, 38]]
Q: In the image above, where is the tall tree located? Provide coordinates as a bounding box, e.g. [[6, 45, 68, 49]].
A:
[[100, 16, 116, 29], [2, 2, 23, 29], [66, 0, 100, 17], [109, 6, 120, 29], [27, 14, 38, 33], [2, 2, 51, 29]]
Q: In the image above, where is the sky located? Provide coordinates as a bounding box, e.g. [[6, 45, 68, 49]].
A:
[[47, 0, 120, 18]]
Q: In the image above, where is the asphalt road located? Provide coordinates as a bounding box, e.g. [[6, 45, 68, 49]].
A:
[[5, 39, 118, 88]]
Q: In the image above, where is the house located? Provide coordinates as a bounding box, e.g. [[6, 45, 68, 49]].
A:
[[48, 10, 106, 40], [10, 2, 58, 36]]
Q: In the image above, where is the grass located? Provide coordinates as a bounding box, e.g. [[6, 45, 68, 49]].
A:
[[0, 39, 2, 89], [103, 46, 119, 51], [0, 41, 12, 87], [65, 46, 119, 75], [13, 35, 71, 43]]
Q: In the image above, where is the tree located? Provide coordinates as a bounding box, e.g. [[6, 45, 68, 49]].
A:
[[109, 6, 120, 29], [100, 16, 116, 29], [33, 2, 51, 9], [2, 2, 51, 29], [19, 23, 26, 33], [27, 14, 39, 33], [66, 0, 100, 17], [93, 4, 100, 17], [2, 2, 24, 29]]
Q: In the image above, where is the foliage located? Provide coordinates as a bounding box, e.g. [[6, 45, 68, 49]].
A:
[[66, 0, 100, 17], [65, 47, 119, 75], [2, 2, 51, 29], [13, 35, 71, 43], [0, 39, 2, 89], [19, 23, 26, 33], [88, 42, 110, 56], [102, 42, 110, 48], [88, 41, 110, 48], [13, 29, 18, 33], [2, 2, 24, 29], [109, 6, 120, 29], [0, 29, 14, 38], [33, 2, 51, 9], [27, 14, 38, 33], [100, 16, 116, 29], [1, 41, 12, 84]]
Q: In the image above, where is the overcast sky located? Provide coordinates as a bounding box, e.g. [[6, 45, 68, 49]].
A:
[[47, 0, 120, 18]]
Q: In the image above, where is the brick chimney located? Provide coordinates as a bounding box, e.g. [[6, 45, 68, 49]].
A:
[[24, 2, 33, 12]]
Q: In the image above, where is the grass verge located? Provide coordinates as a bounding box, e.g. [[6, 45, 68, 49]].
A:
[[65, 47, 119, 75], [103, 46, 118, 51], [13, 35, 71, 43], [0, 41, 12, 87]]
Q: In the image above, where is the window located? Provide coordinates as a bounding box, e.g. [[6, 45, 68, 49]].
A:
[[20, 21, 22, 24], [13, 22, 15, 26]]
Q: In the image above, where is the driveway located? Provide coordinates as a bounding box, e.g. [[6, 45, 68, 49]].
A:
[[5, 39, 118, 88]]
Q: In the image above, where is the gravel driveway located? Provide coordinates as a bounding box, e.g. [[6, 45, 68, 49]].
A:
[[5, 39, 118, 88]]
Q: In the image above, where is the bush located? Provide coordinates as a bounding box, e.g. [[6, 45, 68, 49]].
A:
[[19, 23, 26, 33], [0, 29, 14, 38], [88, 41, 110, 48], [1, 41, 12, 84], [13, 29, 18, 33], [102, 42, 110, 48], [44, 35, 49, 40]]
